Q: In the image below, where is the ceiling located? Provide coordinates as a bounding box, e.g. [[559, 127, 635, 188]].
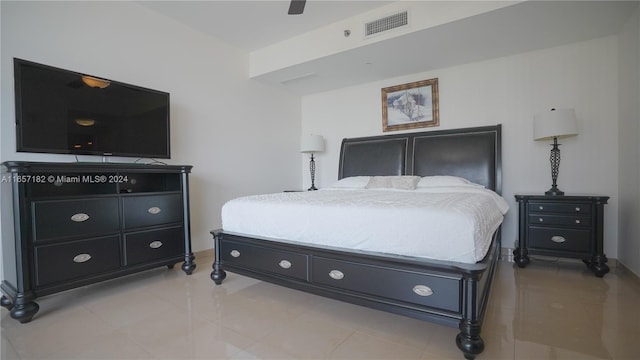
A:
[[139, 1, 393, 51], [140, 1, 638, 95]]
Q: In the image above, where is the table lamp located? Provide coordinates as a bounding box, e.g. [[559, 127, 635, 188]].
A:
[[300, 134, 325, 191], [533, 108, 578, 196]]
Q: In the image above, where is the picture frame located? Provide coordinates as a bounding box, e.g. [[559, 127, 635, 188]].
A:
[[381, 78, 439, 132]]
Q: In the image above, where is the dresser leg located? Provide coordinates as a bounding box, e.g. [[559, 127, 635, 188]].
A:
[[10, 300, 39, 324], [589, 254, 609, 277], [1, 295, 14, 311], [513, 248, 530, 268]]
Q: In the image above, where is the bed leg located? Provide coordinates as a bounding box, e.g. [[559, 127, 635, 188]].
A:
[[210, 230, 227, 285], [456, 320, 484, 360], [456, 272, 484, 359], [211, 263, 226, 285]]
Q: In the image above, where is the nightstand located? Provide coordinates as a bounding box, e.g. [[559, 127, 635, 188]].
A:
[[513, 194, 609, 277]]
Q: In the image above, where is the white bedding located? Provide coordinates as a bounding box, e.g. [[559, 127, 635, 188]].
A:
[[221, 182, 509, 264]]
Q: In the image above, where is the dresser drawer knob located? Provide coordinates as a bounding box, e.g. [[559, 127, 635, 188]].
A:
[[575, 207, 581, 212], [412, 285, 434, 297], [329, 270, 344, 280], [70, 213, 90, 222], [149, 241, 163, 249], [278, 260, 292, 269], [73, 253, 92, 263], [575, 219, 581, 224], [539, 206, 544, 210], [230, 250, 241, 258], [551, 236, 566, 243], [538, 218, 544, 222], [147, 206, 162, 215]]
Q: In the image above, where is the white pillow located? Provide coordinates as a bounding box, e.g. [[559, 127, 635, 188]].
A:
[[417, 175, 483, 188], [330, 176, 371, 189], [365, 176, 421, 190]]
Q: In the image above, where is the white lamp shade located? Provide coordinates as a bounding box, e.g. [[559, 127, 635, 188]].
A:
[[300, 134, 325, 153], [533, 108, 578, 140]]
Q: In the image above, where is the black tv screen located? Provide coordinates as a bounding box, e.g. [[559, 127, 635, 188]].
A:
[[14, 58, 170, 159]]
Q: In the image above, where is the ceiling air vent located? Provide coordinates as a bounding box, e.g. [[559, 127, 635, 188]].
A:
[[365, 11, 408, 37]]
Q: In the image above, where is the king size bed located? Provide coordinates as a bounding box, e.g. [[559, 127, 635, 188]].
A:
[[211, 125, 505, 359]]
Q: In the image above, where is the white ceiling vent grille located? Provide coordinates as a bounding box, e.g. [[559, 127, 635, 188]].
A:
[[365, 11, 408, 37]]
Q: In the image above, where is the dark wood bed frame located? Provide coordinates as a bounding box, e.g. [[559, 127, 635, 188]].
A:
[[211, 125, 502, 359]]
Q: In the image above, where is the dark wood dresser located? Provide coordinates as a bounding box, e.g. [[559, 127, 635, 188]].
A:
[[513, 194, 609, 277], [0, 161, 196, 323]]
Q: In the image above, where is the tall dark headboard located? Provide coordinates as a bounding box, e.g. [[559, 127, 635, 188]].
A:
[[338, 125, 502, 193]]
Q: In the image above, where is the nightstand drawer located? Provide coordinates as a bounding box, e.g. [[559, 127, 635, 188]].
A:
[[528, 214, 591, 227], [528, 227, 591, 253], [528, 202, 591, 214]]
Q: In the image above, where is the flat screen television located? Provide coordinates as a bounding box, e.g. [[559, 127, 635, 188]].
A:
[[14, 58, 170, 159]]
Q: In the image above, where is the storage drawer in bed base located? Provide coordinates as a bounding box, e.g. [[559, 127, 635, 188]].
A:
[[312, 257, 462, 313], [214, 232, 498, 320], [220, 239, 310, 281], [212, 229, 501, 360]]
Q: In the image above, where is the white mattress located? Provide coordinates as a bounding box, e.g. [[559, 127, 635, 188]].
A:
[[221, 185, 509, 264]]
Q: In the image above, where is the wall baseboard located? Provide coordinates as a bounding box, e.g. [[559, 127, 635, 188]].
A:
[[194, 249, 213, 260], [617, 261, 640, 286], [500, 247, 514, 262]]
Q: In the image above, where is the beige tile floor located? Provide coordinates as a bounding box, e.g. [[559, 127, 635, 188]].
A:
[[1, 252, 639, 359]]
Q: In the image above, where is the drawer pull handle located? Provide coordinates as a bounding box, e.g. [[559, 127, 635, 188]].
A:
[[70, 213, 90, 222], [539, 206, 544, 210], [149, 241, 163, 249], [279, 260, 292, 269], [575, 207, 581, 212], [551, 236, 566, 243], [538, 218, 544, 222], [412, 285, 434, 297], [148, 207, 162, 215], [329, 270, 344, 280], [575, 219, 581, 224], [230, 250, 240, 258], [73, 253, 92, 263]]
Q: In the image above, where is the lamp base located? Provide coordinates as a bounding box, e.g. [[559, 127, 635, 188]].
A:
[[307, 186, 317, 191], [545, 186, 564, 196]]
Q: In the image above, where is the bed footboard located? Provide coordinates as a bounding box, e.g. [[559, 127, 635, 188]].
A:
[[210, 229, 500, 359]]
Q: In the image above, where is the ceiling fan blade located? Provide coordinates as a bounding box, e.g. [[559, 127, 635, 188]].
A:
[[288, 0, 306, 15]]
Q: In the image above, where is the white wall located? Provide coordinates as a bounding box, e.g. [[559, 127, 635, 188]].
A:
[[0, 1, 302, 259], [302, 36, 620, 258], [618, 7, 640, 277]]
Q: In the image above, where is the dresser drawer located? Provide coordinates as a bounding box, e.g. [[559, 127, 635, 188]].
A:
[[528, 214, 591, 227], [122, 194, 182, 229], [312, 257, 461, 313], [528, 227, 591, 253], [124, 227, 184, 266], [220, 240, 309, 281], [34, 235, 121, 287], [33, 198, 120, 242], [528, 202, 591, 214]]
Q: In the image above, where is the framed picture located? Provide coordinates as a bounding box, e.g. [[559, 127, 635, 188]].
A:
[[381, 78, 439, 132]]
